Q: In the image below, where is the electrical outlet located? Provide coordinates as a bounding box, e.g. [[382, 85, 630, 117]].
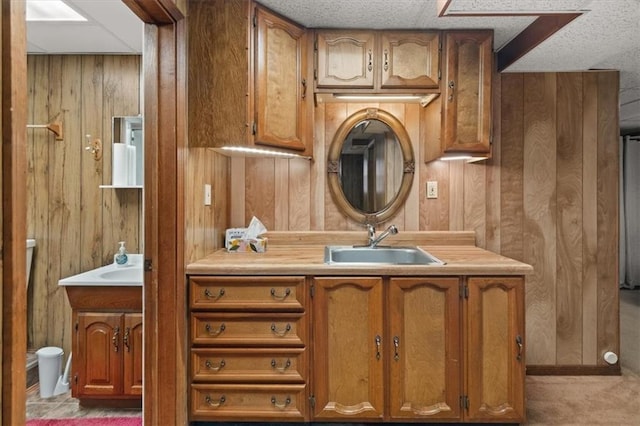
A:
[[204, 184, 212, 206], [427, 181, 438, 199]]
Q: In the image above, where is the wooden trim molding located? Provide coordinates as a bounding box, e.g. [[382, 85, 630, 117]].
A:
[[1, 1, 27, 425], [527, 365, 622, 376]]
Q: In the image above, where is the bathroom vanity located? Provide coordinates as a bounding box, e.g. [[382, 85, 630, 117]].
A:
[[186, 231, 532, 423], [60, 256, 144, 407]]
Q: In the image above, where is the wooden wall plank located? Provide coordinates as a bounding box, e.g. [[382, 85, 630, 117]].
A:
[[245, 157, 275, 229], [556, 72, 584, 364], [311, 103, 326, 230], [230, 156, 245, 228], [213, 151, 230, 249], [448, 161, 464, 230], [485, 67, 501, 253], [288, 157, 311, 230], [596, 71, 619, 363], [404, 104, 420, 231], [274, 158, 289, 230], [522, 73, 557, 365], [582, 73, 599, 364], [499, 73, 524, 261], [323, 103, 349, 230], [464, 162, 486, 247]]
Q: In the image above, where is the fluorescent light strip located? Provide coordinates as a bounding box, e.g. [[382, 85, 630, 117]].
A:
[[26, 0, 87, 22], [219, 146, 311, 160]]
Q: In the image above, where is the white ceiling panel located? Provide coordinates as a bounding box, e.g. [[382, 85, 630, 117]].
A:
[[27, 23, 139, 54]]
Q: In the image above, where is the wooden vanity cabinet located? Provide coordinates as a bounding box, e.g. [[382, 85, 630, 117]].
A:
[[311, 275, 524, 423], [188, 276, 309, 422], [441, 30, 493, 157], [188, 0, 311, 156], [66, 286, 142, 406], [315, 30, 440, 92]]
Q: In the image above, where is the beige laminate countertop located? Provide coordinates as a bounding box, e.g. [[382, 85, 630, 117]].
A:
[[186, 244, 533, 276]]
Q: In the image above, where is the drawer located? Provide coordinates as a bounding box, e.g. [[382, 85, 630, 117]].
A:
[[191, 313, 306, 347], [191, 383, 307, 422], [191, 348, 306, 383], [190, 276, 306, 312]]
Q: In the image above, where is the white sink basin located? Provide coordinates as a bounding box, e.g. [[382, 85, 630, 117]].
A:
[[58, 254, 143, 287], [325, 246, 445, 265]]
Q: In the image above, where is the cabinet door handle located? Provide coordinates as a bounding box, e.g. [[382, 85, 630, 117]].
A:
[[375, 334, 382, 360], [516, 335, 523, 361], [204, 288, 225, 300], [393, 336, 400, 361], [301, 78, 307, 99], [205, 359, 226, 372], [271, 396, 291, 409], [123, 327, 131, 352], [367, 49, 373, 72], [383, 49, 389, 71], [205, 322, 226, 336], [270, 323, 292, 336], [448, 80, 455, 101], [205, 394, 225, 408], [270, 287, 291, 300], [112, 326, 120, 353], [271, 358, 292, 372]]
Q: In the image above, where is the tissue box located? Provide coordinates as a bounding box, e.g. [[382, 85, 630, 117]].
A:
[[226, 237, 268, 253]]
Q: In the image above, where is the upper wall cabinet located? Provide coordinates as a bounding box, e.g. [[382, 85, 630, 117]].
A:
[[188, 0, 311, 157], [315, 30, 440, 92], [441, 31, 493, 158]]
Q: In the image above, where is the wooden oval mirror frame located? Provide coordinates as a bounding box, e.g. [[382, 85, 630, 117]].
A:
[[327, 107, 415, 225]]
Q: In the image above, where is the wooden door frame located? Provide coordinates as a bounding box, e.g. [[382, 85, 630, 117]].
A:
[[2, 0, 187, 424], [123, 1, 187, 424]]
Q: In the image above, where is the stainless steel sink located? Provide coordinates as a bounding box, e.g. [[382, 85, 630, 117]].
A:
[[324, 245, 445, 265]]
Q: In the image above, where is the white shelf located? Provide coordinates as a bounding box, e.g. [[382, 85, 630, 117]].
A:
[[99, 185, 143, 189]]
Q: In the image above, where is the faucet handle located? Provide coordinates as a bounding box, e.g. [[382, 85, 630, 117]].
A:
[[366, 224, 376, 243]]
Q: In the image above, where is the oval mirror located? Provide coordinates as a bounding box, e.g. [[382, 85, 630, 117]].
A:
[[327, 108, 415, 225]]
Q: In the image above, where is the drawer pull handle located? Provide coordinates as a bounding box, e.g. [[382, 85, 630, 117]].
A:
[[270, 323, 292, 336], [112, 326, 120, 353], [516, 335, 523, 361], [383, 49, 389, 71], [448, 80, 455, 101], [375, 334, 381, 360], [270, 287, 291, 300], [205, 322, 226, 336], [205, 394, 225, 408], [204, 288, 225, 300], [271, 358, 291, 372], [205, 359, 226, 372], [367, 49, 373, 72], [271, 396, 291, 409], [393, 336, 400, 361]]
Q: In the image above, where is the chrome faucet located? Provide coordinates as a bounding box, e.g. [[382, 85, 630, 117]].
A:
[[367, 224, 398, 248]]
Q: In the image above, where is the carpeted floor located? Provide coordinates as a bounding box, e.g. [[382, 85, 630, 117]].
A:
[[526, 368, 640, 425]]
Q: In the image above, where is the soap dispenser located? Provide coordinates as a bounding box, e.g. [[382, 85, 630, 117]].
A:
[[114, 241, 128, 267]]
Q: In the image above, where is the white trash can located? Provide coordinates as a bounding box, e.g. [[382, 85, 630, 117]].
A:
[[36, 346, 63, 398]]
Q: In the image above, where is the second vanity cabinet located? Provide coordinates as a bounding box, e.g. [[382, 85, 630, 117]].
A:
[[311, 275, 524, 423], [66, 286, 143, 406], [315, 30, 440, 91]]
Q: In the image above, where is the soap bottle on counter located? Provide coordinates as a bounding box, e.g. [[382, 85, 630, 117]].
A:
[[114, 241, 128, 267]]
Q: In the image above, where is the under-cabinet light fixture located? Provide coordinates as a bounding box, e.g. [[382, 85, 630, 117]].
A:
[[216, 146, 312, 161], [26, 0, 87, 22], [332, 93, 439, 107], [439, 155, 489, 163]]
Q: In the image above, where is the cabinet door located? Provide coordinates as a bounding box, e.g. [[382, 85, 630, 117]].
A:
[[465, 277, 525, 422], [75, 313, 123, 397], [380, 32, 440, 89], [388, 277, 461, 421], [316, 31, 376, 89], [311, 277, 384, 420], [442, 31, 493, 155], [123, 313, 143, 396], [254, 6, 308, 152]]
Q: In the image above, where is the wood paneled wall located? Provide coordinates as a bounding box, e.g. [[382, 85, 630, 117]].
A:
[[26, 55, 143, 354], [186, 71, 620, 368]]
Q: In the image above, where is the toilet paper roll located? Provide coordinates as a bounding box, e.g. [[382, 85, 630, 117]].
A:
[[112, 143, 129, 186], [127, 145, 136, 186]]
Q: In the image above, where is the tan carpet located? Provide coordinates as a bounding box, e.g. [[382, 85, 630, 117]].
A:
[[526, 368, 640, 425]]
